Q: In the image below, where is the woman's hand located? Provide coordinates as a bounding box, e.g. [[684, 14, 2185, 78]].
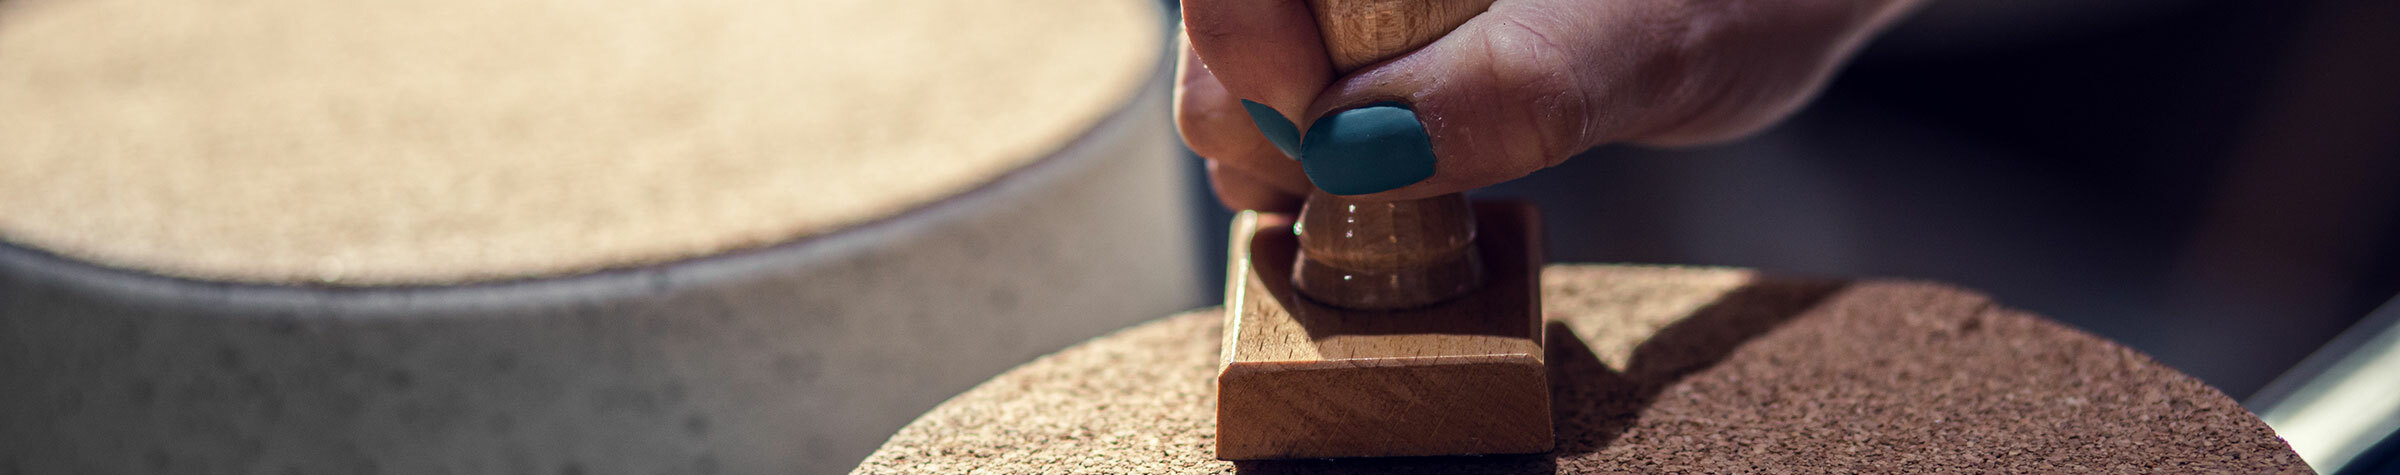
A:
[[1175, 0, 1923, 210]]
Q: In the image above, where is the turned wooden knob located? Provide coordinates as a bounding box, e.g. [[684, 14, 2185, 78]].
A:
[[1291, 0, 1494, 309], [1306, 0, 1496, 72], [1293, 190, 1483, 309]]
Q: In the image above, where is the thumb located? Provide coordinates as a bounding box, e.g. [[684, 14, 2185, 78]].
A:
[[1292, 3, 1618, 199], [1292, 0, 1913, 200]]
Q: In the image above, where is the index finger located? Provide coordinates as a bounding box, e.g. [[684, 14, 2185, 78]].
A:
[[1181, 0, 1336, 130]]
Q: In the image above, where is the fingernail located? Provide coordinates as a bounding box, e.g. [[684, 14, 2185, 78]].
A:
[[1240, 99, 1303, 159], [1298, 102, 1435, 195]]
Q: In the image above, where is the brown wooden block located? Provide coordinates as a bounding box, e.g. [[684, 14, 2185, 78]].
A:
[[1216, 202, 1551, 460]]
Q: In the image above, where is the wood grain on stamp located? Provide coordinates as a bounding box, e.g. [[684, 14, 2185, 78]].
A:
[[1219, 202, 1552, 460], [1309, 0, 1499, 72], [1292, 191, 1483, 309]]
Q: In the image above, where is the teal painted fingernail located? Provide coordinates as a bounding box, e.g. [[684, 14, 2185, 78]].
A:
[[1241, 99, 1302, 159], [1298, 103, 1435, 195]]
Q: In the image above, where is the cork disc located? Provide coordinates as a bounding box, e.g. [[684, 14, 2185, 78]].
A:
[[856, 265, 2308, 473], [0, 0, 1160, 285]]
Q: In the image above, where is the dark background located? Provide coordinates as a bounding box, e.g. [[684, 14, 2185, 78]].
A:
[[1176, 0, 2400, 402]]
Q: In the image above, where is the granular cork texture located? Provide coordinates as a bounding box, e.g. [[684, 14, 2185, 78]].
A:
[[855, 265, 2308, 473], [0, 0, 1159, 285]]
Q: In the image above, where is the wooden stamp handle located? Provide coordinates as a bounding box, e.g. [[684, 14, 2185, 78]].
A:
[[1308, 0, 1496, 72], [1291, 0, 1495, 310], [1292, 191, 1483, 309]]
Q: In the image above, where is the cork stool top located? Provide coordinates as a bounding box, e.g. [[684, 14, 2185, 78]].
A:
[[0, 0, 1160, 285], [856, 265, 2307, 473]]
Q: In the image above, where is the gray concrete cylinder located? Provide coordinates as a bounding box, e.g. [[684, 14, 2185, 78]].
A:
[[0, 80, 1194, 473], [0, 4, 1193, 472]]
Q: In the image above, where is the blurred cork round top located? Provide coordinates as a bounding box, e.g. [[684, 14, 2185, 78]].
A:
[[856, 265, 2307, 474], [0, 0, 1162, 285]]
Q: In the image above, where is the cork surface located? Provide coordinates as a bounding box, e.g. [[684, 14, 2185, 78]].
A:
[[857, 265, 2308, 473], [0, 0, 1160, 284]]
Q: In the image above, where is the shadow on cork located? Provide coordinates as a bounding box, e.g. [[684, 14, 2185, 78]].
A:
[[1547, 278, 1849, 458]]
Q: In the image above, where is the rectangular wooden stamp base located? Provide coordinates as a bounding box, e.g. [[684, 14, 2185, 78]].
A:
[[1215, 202, 1551, 460]]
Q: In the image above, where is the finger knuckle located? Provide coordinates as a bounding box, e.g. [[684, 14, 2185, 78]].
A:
[[1478, 15, 1595, 168], [1173, 109, 1259, 163], [1173, 112, 1237, 159]]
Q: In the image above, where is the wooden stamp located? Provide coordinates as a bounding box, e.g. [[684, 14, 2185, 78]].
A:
[[1211, 0, 1545, 460], [1216, 200, 1550, 460]]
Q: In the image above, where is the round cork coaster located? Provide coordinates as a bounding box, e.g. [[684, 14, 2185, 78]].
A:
[[857, 265, 2308, 473], [0, 0, 1159, 285]]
